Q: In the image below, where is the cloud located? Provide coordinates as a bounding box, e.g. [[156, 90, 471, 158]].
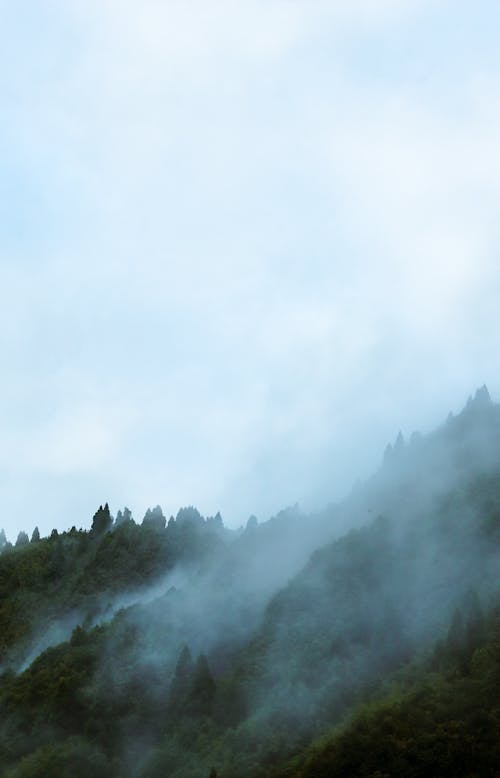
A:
[[0, 1, 500, 535]]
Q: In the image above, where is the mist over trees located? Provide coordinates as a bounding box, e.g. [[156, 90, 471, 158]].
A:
[[0, 388, 498, 777]]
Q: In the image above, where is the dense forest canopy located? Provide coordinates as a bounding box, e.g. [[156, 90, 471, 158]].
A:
[[0, 387, 498, 777]]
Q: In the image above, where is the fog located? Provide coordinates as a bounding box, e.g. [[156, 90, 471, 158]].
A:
[[5, 387, 499, 669], [0, 386, 498, 776]]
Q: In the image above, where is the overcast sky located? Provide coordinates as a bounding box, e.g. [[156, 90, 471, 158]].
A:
[[1, 0, 500, 538]]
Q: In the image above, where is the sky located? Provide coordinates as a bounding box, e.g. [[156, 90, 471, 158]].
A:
[[1, 0, 500, 538]]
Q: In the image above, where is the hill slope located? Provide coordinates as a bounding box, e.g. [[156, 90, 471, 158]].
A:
[[0, 388, 498, 777]]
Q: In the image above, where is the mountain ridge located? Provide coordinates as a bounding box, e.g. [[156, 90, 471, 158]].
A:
[[0, 387, 498, 777]]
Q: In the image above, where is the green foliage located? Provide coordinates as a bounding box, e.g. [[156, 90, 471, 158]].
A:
[[276, 617, 500, 778], [91, 504, 112, 536], [187, 655, 216, 718], [0, 503, 224, 668], [30, 527, 40, 543], [168, 644, 194, 717], [3, 737, 110, 778], [142, 506, 166, 531]]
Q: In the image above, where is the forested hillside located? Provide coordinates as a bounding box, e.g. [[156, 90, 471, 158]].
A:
[[0, 388, 498, 777]]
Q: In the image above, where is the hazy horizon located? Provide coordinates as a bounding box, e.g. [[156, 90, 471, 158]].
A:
[[2, 1, 500, 537]]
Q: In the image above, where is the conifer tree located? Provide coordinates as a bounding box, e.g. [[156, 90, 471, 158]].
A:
[[188, 654, 216, 717], [142, 505, 166, 531], [91, 503, 112, 535], [168, 645, 194, 716], [15, 531, 29, 547]]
